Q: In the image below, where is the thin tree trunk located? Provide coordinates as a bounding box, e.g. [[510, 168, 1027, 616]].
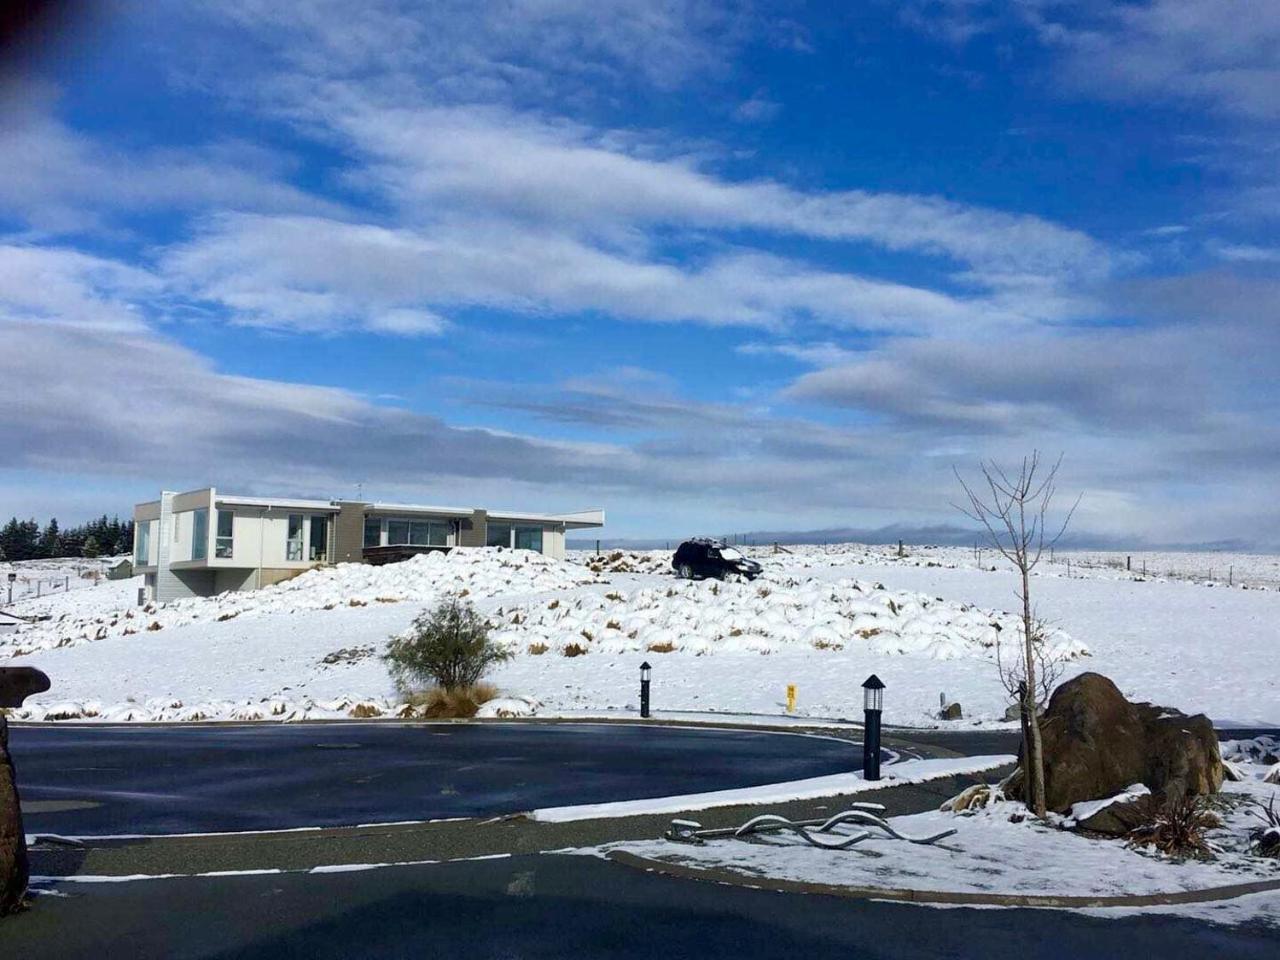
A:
[[1020, 565, 1048, 818]]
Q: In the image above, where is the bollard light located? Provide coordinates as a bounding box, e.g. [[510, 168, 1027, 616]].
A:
[[861, 674, 884, 781], [639, 661, 652, 719], [6, 571, 14, 606]]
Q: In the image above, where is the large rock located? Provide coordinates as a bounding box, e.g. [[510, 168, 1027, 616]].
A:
[[0, 715, 29, 915], [1013, 672, 1223, 815]]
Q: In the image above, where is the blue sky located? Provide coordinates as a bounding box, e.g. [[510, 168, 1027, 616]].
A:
[[2, 1, 1278, 544]]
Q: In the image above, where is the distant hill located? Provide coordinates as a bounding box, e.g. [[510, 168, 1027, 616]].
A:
[[568, 524, 1272, 554]]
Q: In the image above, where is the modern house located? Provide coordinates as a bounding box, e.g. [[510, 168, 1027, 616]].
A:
[[133, 488, 605, 602]]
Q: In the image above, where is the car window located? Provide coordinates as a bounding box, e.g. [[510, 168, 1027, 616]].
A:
[[719, 547, 743, 560]]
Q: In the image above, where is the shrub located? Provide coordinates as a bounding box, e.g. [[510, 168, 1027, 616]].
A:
[[383, 594, 512, 693], [527, 642, 549, 655], [1127, 794, 1220, 858], [647, 640, 676, 653], [1248, 795, 1280, 858], [562, 643, 588, 657]]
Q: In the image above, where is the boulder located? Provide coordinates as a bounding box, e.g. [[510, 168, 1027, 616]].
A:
[[0, 716, 29, 915], [1013, 672, 1223, 814]]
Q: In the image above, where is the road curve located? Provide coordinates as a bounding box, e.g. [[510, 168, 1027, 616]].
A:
[[10, 721, 868, 836]]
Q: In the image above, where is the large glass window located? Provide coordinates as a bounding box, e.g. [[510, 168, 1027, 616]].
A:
[[134, 521, 151, 566], [486, 522, 512, 548], [216, 510, 234, 558], [385, 519, 450, 546], [514, 525, 543, 552], [363, 516, 381, 548], [286, 514, 304, 561], [191, 509, 208, 561], [309, 516, 328, 561]]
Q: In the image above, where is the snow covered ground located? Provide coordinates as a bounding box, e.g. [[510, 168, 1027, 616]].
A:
[[1, 556, 128, 610], [2, 544, 1277, 726], [598, 759, 1280, 924]]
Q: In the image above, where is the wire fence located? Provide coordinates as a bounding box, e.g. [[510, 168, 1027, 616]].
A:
[[1044, 551, 1280, 591]]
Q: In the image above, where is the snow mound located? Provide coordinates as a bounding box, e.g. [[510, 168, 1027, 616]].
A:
[[475, 696, 541, 718], [1, 548, 601, 660], [491, 575, 1089, 661]]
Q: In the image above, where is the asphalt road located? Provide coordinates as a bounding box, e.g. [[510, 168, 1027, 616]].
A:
[[10, 722, 870, 836], [9, 854, 1277, 960]]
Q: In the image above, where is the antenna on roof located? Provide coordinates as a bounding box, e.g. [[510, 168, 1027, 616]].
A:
[[356, 481, 364, 501]]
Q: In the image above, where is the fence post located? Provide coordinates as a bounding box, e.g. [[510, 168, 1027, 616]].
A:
[[1126, 555, 1131, 572], [1229, 565, 1233, 587]]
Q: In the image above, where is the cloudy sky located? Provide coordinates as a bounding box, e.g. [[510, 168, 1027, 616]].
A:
[[2, 1, 1277, 545]]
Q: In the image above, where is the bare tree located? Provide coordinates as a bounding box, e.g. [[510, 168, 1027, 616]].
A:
[[954, 451, 1079, 819]]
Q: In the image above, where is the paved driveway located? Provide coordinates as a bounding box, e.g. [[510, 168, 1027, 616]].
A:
[[10, 721, 866, 835]]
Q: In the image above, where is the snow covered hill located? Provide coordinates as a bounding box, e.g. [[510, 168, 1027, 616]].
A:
[[3, 544, 1275, 727]]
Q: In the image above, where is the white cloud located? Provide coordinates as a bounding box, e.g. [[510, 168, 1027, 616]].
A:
[[163, 211, 1023, 335], [0, 103, 341, 234]]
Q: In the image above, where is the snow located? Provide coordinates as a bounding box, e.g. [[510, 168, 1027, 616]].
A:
[[530, 755, 1014, 822], [1064, 784, 1151, 827], [600, 777, 1280, 920], [3, 543, 1278, 726]]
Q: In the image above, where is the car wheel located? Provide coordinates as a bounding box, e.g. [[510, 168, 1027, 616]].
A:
[[678, 564, 693, 579]]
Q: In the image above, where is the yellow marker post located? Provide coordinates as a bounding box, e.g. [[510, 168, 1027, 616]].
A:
[[786, 684, 797, 713]]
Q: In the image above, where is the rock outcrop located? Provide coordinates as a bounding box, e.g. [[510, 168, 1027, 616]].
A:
[[1010, 672, 1223, 819], [1, 715, 29, 915]]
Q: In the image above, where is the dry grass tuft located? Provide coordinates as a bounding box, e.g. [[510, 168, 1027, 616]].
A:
[[404, 683, 499, 719], [562, 642, 588, 657], [646, 640, 677, 653], [527, 642, 549, 655], [941, 783, 1003, 813], [348, 703, 383, 719], [811, 639, 843, 651]]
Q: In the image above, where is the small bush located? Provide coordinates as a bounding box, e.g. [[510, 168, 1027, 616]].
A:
[[548, 599, 560, 610], [348, 703, 382, 719], [1247, 795, 1280, 858], [1127, 794, 1220, 858], [647, 640, 676, 653], [562, 643, 588, 657], [383, 594, 512, 692], [580, 628, 594, 642], [527, 642, 549, 655]]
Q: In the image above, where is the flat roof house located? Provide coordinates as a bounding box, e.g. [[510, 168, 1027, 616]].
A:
[[133, 488, 604, 602]]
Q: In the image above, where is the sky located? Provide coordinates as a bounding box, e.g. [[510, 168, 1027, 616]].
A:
[[1, 1, 1278, 545]]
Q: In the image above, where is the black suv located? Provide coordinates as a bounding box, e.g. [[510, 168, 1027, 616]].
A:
[[671, 539, 763, 581]]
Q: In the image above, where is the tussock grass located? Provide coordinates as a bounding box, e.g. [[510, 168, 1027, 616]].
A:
[[404, 683, 500, 719]]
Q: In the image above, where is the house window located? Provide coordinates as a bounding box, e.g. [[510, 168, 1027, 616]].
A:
[[134, 521, 151, 566], [286, 514, 304, 561], [191, 509, 208, 561], [363, 516, 381, 548], [385, 519, 450, 546], [216, 510, 234, 558], [309, 515, 328, 562], [486, 522, 512, 548], [514, 525, 543, 552]]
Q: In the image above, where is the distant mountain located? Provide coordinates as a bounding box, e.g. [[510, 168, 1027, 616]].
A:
[[568, 524, 1274, 554]]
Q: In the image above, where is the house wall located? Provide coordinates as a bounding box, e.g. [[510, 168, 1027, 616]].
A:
[[459, 509, 488, 548], [333, 501, 369, 563], [543, 527, 566, 560], [214, 568, 257, 593]]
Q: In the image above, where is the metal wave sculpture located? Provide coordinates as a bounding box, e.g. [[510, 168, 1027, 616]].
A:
[[665, 802, 956, 849]]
